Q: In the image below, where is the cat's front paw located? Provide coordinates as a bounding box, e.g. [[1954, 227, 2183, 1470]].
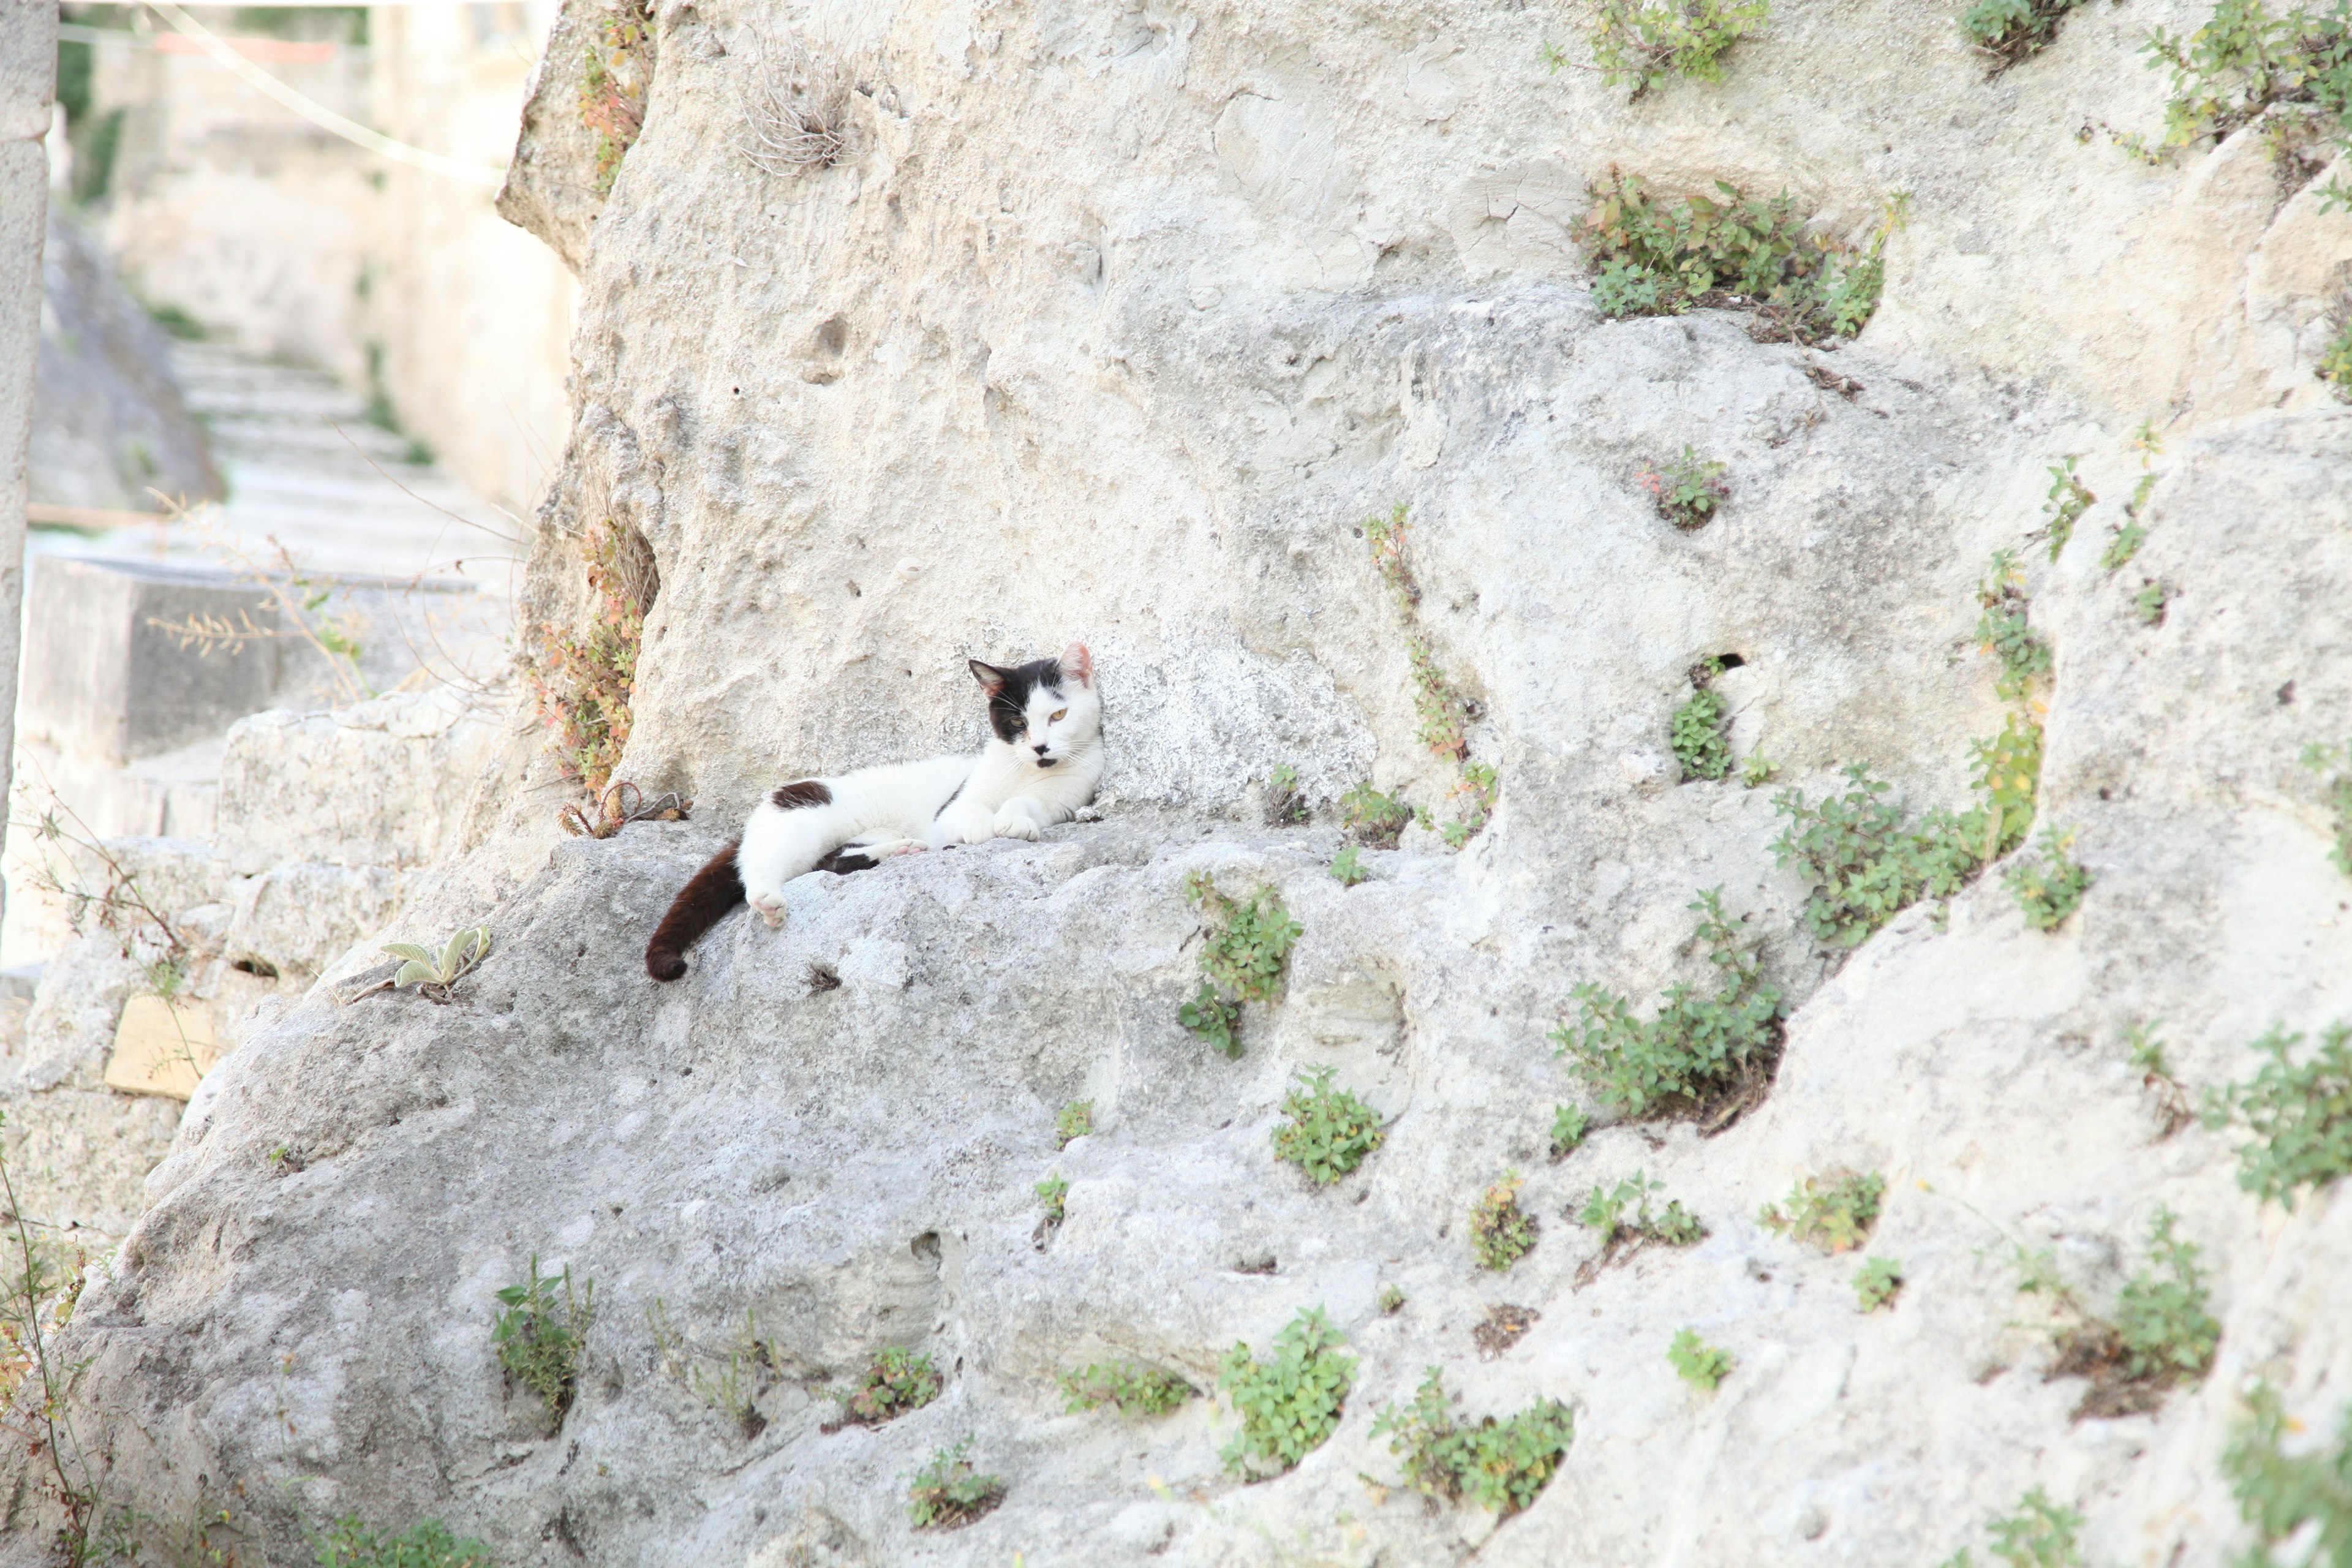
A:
[[750, 893, 786, 930], [992, 806, 1042, 841], [938, 802, 996, 846]]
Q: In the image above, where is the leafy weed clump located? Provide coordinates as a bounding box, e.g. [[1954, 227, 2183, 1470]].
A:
[[1264, 763, 1311, 826], [2134, 580, 2173, 625], [1938, 1487, 2085, 1567], [1759, 1170, 1887, 1252], [1668, 1328, 1733, 1390], [1034, 1174, 1070, 1229], [2004, 827, 2091, 930], [1550, 0, 1770, 98], [1471, 1172, 1540, 1270], [1976, 550, 2054, 701], [2041, 458, 2094, 562], [492, 1256, 594, 1428], [1551, 888, 1784, 1122], [1060, 1361, 1195, 1416], [2225, 1384, 2352, 1566], [1055, 1100, 1093, 1148], [1178, 873, 1303, 1058], [2137, 0, 2352, 162], [1550, 1103, 1590, 1158], [314, 1518, 496, 1567], [1340, 782, 1413, 850], [580, 5, 650, 195], [383, 925, 491, 1003], [1580, 171, 1902, 343], [1854, 1256, 1905, 1311], [1578, 1170, 1706, 1268], [2324, 312, 2352, 399], [2299, 739, 2352, 873], [2013, 1205, 2219, 1418], [1672, 659, 1733, 780], [1362, 505, 1501, 847], [1645, 450, 1732, 532], [1372, 1369, 1575, 1515], [2203, 1020, 2352, 1207], [531, 518, 655, 793], [1272, 1067, 1386, 1186], [906, 1437, 1005, 1530], [1961, 0, 2091, 64], [1219, 1307, 1356, 1477], [1329, 845, 1369, 886], [2102, 420, 2163, 568], [2127, 1019, 2196, 1137], [839, 1346, 943, 1427]]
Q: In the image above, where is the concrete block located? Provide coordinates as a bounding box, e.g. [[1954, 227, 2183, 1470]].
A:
[[18, 552, 283, 763]]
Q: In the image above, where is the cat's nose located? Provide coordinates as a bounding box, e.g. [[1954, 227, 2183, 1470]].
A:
[[1032, 742, 1050, 755]]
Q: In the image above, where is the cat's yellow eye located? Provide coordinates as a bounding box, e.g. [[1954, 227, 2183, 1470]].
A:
[[1049, 708, 1067, 722]]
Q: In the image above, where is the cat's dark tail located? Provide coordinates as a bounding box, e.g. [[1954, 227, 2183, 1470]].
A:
[[646, 840, 744, 982]]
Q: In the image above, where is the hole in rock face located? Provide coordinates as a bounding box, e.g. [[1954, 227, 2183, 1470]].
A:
[[1713, 653, 1746, 671], [232, 957, 279, 978], [1231, 1253, 1277, 1276], [911, 1231, 942, 1266], [807, 964, 841, 992], [813, 315, 849, 357]]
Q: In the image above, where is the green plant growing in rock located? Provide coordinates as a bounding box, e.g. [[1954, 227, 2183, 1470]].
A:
[[1578, 1170, 1705, 1247], [383, 925, 491, 1000], [2127, 1019, 2196, 1136], [839, 1346, 941, 1426], [2040, 458, 2094, 562], [1550, 1103, 1590, 1158], [1329, 845, 1369, 886], [2103, 420, 2164, 568], [2204, 1019, 2352, 1206], [1668, 1329, 1732, 1390], [1060, 1362, 1195, 1415], [2323, 311, 2352, 398], [1854, 1256, 1905, 1311], [314, 1517, 496, 1567], [1939, 1487, 2085, 1567], [2004, 827, 2090, 929], [1740, 752, 1777, 787], [532, 517, 655, 793], [1553, 0, 1770, 97], [1362, 505, 1501, 846], [1645, 450, 1732, 531], [1759, 1170, 1886, 1253], [2300, 739, 2352, 873], [1218, 1306, 1356, 1477], [1976, 549, 2054, 701], [1551, 887, 1784, 1121], [1371, 1368, 1576, 1515], [1271, 1067, 1386, 1186], [1579, 172, 1905, 342], [1960, 0, 2091, 64], [1379, 1284, 1407, 1314], [2137, 0, 2352, 161], [648, 1301, 771, 1432], [492, 1256, 594, 1427], [2134, 580, 2173, 625], [1340, 782, 1414, 850], [580, 3, 650, 195], [1055, 1100, 1093, 1148], [1264, 763, 1310, 826], [0, 1110, 107, 1566], [2225, 1383, 2352, 1565], [1471, 1172, 1540, 1270], [905, 1437, 1005, 1530], [2004, 1205, 2218, 1417], [1178, 873, 1302, 1058], [1671, 659, 1733, 778], [1034, 1174, 1070, 1229]]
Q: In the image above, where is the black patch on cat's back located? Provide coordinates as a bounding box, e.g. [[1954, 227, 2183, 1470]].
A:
[[772, 780, 832, 810], [971, 656, 1063, 745]]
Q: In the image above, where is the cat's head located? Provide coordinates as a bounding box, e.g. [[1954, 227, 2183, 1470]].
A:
[[968, 642, 1100, 766]]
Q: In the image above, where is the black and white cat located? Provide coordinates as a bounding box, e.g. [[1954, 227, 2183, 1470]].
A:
[[644, 643, 1105, 981]]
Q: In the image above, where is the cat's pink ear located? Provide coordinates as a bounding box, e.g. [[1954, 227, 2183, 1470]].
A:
[[969, 658, 1008, 692], [1060, 642, 1093, 687]]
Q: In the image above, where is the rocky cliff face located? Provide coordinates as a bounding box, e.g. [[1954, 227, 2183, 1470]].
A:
[[10, 1, 2351, 1564]]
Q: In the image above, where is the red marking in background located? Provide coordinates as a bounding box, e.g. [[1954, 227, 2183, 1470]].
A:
[[155, 32, 337, 63]]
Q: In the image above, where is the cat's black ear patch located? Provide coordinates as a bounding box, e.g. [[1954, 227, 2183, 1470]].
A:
[[970, 659, 1010, 691]]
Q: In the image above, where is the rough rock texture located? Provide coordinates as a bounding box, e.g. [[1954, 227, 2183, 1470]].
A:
[[30, 211, 221, 511], [10, 1, 2352, 1564]]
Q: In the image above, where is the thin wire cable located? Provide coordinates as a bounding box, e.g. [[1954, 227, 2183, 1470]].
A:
[[143, 0, 507, 187]]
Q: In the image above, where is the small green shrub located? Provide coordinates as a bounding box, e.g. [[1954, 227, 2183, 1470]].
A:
[[2300, 739, 2352, 873], [1646, 450, 1732, 532], [841, 1346, 942, 1426], [1329, 845, 1368, 886], [2101, 518, 2148, 569], [1758, 1170, 1885, 1253], [492, 1256, 593, 1425], [1265, 762, 1310, 826], [1769, 766, 1983, 949], [2112, 1208, 2222, 1381], [1219, 1306, 1356, 1477], [1179, 873, 1303, 1058], [2127, 1019, 2195, 1134], [1564, 0, 1770, 97], [1549, 1103, 1590, 1158], [1272, 1067, 1386, 1186], [1580, 172, 1902, 342], [2204, 1020, 2352, 1207], [2134, 580, 2172, 625], [1960, 0, 2091, 63], [1361, 505, 1501, 846], [2103, 421, 2163, 567], [1339, 782, 1413, 850], [1551, 888, 1783, 1118], [580, 8, 650, 196], [1379, 1284, 1406, 1314], [2041, 458, 2094, 563], [1060, 1361, 1195, 1415], [383, 925, 491, 997], [1976, 550, 2054, 701], [1668, 1329, 1732, 1390], [906, 1437, 1005, 1530], [315, 1518, 496, 1568], [1578, 1170, 1705, 1246], [1740, 752, 1777, 788], [1372, 1368, 1575, 1515], [2225, 1384, 2352, 1566], [1853, 1256, 1905, 1312], [1471, 1172, 1540, 1270], [2004, 827, 2090, 930], [1939, 1487, 2086, 1567], [1034, 1174, 1069, 1228], [2139, 0, 2352, 157], [1671, 659, 1733, 778], [2323, 312, 2352, 399], [1055, 1099, 1093, 1148]]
